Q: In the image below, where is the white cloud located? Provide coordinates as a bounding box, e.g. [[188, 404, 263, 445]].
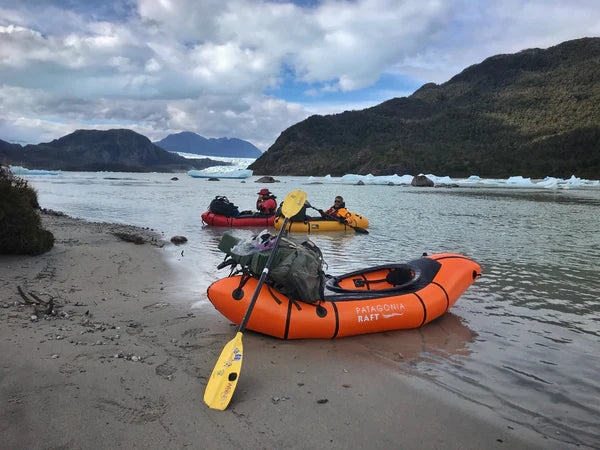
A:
[[0, 116, 152, 146], [1, 0, 599, 148], [0, 84, 307, 151]]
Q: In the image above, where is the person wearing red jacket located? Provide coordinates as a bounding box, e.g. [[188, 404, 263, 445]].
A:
[[256, 188, 277, 215]]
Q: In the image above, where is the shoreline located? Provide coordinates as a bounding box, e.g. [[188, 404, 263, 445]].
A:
[[1, 213, 557, 449]]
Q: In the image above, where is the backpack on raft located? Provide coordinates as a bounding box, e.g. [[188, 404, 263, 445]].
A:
[[209, 196, 239, 217], [217, 231, 325, 303], [268, 238, 325, 303]]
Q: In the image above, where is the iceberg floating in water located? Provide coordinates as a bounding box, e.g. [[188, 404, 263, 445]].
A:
[[306, 173, 600, 190], [178, 153, 255, 179], [9, 165, 61, 176], [188, 169, 253, 179]]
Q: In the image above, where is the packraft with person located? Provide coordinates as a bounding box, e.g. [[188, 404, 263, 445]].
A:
[[273, 195, 369, 233], [201, 188, 278, 227]]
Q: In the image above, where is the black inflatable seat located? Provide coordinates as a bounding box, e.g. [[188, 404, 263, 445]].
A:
[[386, 267, 415, 286]]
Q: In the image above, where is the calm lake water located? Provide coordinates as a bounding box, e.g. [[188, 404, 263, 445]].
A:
[[24, 171, 600, 448]]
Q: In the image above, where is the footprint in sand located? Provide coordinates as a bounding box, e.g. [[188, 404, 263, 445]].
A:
[[59, 362, 86, 376], [176, 327, 212, 350], [181, 327, 209, 338], [155, 359, 178, 379], [142, 302, 170, 311], [96, 397, 167, 424], [125, 321, 143, 335], [159, 314, 196, 326]]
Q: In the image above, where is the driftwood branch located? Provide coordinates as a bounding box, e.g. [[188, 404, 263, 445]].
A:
[[17, 286, 58, 315], [17, 286, 36, 305], [27, 291, 48, 305]]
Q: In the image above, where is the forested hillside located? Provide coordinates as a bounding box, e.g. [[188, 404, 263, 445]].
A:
[[249, 37, 600, 178]]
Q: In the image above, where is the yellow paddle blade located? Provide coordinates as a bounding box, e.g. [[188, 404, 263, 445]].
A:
[[204, 332, 244, 410], [281, 190, 307, 218]]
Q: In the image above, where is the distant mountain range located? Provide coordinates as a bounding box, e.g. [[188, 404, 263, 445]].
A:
[[0, 129, 226, 172], [250, 37, 600, 178], [154, 132, 262, 158]]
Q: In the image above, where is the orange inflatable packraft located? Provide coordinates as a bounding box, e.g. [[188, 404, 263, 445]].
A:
[[206, 253, 481, 339]]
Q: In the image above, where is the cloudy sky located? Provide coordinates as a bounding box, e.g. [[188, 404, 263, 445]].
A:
[[1, 0, 599, 151]]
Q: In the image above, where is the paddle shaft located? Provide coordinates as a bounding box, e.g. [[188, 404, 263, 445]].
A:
[[238, 216, 290, 332]]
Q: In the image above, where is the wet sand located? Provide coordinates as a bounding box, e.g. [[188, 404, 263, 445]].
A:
[[0, 213, 555, 449]]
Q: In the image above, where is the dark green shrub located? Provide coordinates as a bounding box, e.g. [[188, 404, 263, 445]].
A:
[[0, 167, 55, 255]]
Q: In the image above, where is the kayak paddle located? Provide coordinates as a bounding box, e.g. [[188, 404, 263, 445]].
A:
[[203, 189, 307, 410]]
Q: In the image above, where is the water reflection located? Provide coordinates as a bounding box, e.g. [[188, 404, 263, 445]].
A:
[[348, 312, 476, 367]]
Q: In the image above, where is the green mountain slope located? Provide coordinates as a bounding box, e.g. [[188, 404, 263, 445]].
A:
[[249, 37, 600, 178]]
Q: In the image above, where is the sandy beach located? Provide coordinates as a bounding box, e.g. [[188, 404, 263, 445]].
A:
[[1, 212, 557, 449]]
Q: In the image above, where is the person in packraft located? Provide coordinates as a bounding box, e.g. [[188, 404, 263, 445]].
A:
[[256, 188, 277, 215], [321, 195, 351, 223]]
